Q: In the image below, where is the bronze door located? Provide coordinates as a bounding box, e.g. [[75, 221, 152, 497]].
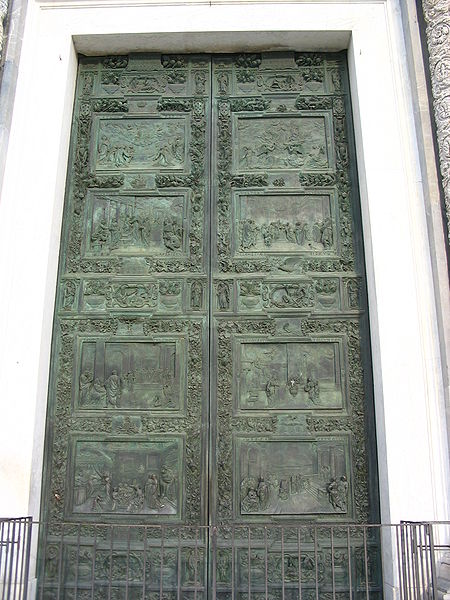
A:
[[39, 52, 379, 598]]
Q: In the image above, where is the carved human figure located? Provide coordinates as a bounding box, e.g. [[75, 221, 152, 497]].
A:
[[159, 465, 175, 501], [90, 379, 107, 405], [241, 488, 259, 513], [304, 376, 319, 403], [217, 282, 230, 310], [79, 371, 93, 405], [326, 476, 348, 511], [265, 378, 279, 403], [294, 222, 304, 246], [191, 281, 203, 309], [240, 219, 257, 250], [321, 218, 333, 248], [122, 371, 135, 393], [145, 474, 161, 509], [195, 71, 206, 95], [91, 218, 109, 250], [105, 370, 121, 407], [347, 280, 359, 308], [62, 281, 76, 310], [217, 72, 229, 95], [128, 481, 144, 512], [287, 377, 300, 397], [336, 475, 349, 510], [256, 477, 270, 509], [163, 218, 182, 251]]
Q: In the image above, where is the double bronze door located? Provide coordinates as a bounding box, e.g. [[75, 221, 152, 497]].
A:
[[40, 52, 379, 598]]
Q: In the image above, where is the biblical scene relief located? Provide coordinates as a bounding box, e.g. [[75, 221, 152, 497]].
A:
[[85, 194, 185, 256], [238, 439, 350, 516], [95, 118, 186, 170], [237, 341, 343, 410], [77, 340, 182, 410], [236, 117, 328, 171], [72, 439, 181, 516], [236, 194, 334, 253]]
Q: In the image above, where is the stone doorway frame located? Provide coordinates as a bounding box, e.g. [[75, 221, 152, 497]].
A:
[[0, 1, 449, 598]]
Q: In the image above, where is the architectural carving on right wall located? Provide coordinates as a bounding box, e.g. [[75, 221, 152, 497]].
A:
[[0, 0, 7, 59], [421, 0, 450, 244]]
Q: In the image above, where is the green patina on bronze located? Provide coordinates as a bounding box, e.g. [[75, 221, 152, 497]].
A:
[[40, 52, 380, 597]]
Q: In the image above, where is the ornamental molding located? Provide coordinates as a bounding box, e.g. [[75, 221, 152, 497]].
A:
[[421, 0, 450, 244], [0, 0, 7, 59]]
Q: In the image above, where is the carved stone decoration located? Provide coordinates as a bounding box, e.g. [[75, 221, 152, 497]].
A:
[[421, 0, 450, 242]]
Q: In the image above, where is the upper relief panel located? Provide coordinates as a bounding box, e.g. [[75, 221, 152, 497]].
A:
[[213, 52, 356, 276], [63, 54, 210, 281]]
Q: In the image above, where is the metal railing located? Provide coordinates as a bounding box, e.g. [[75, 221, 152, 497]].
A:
[[0, 519, 448, 600]]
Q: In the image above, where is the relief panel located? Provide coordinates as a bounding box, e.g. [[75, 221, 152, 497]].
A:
[[76, 338, 185, 412], [236, 436, 351, 517], [234, 115, 331, 172], [69, 436, 183, 518], [234, 192, 336, 255], [83, 192, 187, 257], [94, 117, 188, 171], [235, 339, 344, 411], [236, 278, 341, 313], [80, 279, 188, 314]]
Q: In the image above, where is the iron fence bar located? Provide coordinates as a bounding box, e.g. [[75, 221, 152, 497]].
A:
[[159, 525, 165, 600], [231, 525, 235, 600], [38, 520, 48, 600], [281, 526, 285, 600], [395, 524, 404, 600], [108, 525, 113, 600], [297, 527, 302, 600], [346, 526, 352, 600], [330, 526, 335, 600], [247, 526, 251, 600], [264, 527, 268, 600], [125, 525, 131, 600], [428, 523, 438, 600], [90, 524, 98, 600], [21, 519, 32, 600], [314, 526, 319, 600], [412, 524, 421, 600], [401, 522, 411, 600], [56, 522, 64, 600], [3, 518, 12, 600], [418, 525, 429, 598], [142, 526, 147, 600], [11, 520, 21, 600], [211, 527, 217, 600], [74, 523, 81, 600], [363, 524, 369, 600], [2, 518, 450, 600], [177, 527, 182, 600], [193, 527, 198, 600]]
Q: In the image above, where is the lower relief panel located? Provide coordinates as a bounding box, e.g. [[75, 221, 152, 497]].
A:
[[214, 317, 369, 525], [236, 436, 351, 518], [70, 436, 184, 518]]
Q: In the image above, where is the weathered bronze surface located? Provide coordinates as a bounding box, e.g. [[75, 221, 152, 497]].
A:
[[40, 52, 379, 596]]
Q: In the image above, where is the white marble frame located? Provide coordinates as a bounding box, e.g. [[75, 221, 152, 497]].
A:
[[0, 0, 449, 596]]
